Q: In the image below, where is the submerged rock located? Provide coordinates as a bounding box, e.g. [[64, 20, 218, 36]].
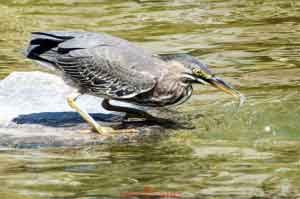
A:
[[0, 71, 168, 148]]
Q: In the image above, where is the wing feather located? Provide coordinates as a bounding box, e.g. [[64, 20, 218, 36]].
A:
[[57, 46, 156, 99]]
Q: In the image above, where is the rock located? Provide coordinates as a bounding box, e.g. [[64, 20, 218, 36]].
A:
[[0, 71, 167, 148]]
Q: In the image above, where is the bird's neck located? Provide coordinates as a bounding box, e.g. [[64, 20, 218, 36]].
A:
[[152, 69, 192, 106]]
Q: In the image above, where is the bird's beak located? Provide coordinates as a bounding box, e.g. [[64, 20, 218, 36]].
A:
[[202, 76, 245, 105]]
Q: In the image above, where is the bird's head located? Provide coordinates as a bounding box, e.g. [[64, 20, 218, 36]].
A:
[[159, 54, 244, 102], [177, 56, 242, 100]]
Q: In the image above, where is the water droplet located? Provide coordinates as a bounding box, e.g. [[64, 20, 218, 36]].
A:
[[264, 126, 271, 132]]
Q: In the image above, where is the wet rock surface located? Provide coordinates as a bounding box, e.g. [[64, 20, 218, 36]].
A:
[[0, 71, 175, 148]]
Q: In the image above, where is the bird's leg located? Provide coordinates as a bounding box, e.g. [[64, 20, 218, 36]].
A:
[[101, 99, 157, 121], [101, 100, 185, 128], [67, 93, 137, 134], [67, 93, 114, 134]]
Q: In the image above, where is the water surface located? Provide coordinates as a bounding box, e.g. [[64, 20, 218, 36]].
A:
[[1, 0, 300, 198]]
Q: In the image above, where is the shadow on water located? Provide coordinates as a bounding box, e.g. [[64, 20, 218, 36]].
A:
[[12, 112, 119, 127], [12, 111, 195, 130]]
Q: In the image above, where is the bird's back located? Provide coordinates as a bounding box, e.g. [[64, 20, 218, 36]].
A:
[[25, 31, 171, 101], [26, 31, 164, 77]]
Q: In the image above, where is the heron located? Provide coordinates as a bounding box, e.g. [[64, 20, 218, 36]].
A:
[[25, 31, 243, 134]]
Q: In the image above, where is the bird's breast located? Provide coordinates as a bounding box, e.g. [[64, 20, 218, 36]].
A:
[[146, 75, 192, 106]]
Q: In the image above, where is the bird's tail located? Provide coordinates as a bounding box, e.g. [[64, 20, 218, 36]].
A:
[[25, 32, 74, 69]]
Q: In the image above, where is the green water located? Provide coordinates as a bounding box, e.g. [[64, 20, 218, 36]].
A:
[[1, 0, 300, 198]]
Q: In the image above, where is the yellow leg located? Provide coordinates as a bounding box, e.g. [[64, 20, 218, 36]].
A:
[[67, 93, 138, 134], [67, 93, 114, 134]]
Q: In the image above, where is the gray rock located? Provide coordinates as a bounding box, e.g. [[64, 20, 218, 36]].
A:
[[0, 71, 167, 148]]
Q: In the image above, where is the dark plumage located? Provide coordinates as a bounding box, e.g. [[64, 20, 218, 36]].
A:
[[25, 31, 242, 134]]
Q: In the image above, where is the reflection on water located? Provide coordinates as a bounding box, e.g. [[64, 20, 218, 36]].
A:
[[0, 0, 300, 198]]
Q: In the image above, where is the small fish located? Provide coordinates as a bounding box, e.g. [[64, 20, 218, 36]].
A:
[[238, 93, 246, 107], [207, 76, 245, 107]]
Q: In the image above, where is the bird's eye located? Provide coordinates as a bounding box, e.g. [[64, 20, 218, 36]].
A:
[[192, 69, 212, 79], [193, 69, 202, 75]]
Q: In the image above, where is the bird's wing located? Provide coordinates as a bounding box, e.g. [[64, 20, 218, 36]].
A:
[[26, 31, 160, 99], [56, 45, 157, 99]]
